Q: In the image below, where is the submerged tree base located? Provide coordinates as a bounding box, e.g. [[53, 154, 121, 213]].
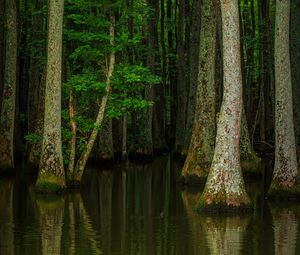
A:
[[268, 183, 300, 201], [180, 172, 208, 185], [197, 192, 252, 214], [35, 174, 66, 194]]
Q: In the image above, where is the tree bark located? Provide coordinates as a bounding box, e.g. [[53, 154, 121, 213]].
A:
[[269, 0, 299, 196], [35, 0, 65, 192], [181, 0, 217, 183], [175, 0, 187, 152], [199, 0, 251, 211], [0, 0, 4, 112], [291, 0, 300, 150], [0, 0, 18, 172], [183, 0, 201, 154]]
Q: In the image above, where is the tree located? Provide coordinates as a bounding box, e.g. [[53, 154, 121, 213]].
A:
[[199, 0, 251, 212], [181, 0, 217, 183], [35, 0, 66, 192], [268, 0, 300, 197], [0, 0, 18, 172]]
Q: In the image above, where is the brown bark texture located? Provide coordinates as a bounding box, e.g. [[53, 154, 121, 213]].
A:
[[181, 0, 217, 183], [269, 0, 299, 195], [36, 0, 66, 192], [0, 0, 18, 171]]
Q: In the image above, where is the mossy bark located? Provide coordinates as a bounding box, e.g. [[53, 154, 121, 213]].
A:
[[181, 0, 217, 184], [269, 0, 300, 197], [199, 0, 251, 212], [0, 0, 17, 172], [35, 0, 65, 193]]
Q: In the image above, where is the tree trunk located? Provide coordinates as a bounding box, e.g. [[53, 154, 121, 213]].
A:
[[0, 0, 18, 172], [0, 0, 4, 112], [183, 0, 201, 154], [35, 0, 65, 193], [291, 0, 300, 150], [97, 116, 114, 161], [181, 0, 217, 183], [269, 0, 299, 196], [199, 0, 251, 211], [175, 0, 187, 152], [240, 107, 261, 174], [73, 13, 115, 182]]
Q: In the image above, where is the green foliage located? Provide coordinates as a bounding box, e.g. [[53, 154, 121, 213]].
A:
[[25, 133, 42, 145]]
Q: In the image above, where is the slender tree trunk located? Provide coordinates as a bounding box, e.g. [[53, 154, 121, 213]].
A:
[[0, 0, 4, 112], [27, 0, 43, 135], [67, 85, 76, 180], [27, 67, 46, 168], [240, 107, 261, 174], [35, 0, 65, 192], [73, 13, 115, 182], [183, 0, 201, 154], [181, 0, 217, 183], [199, 0, 251, 211], [291, 0, 300, 150], [0, 0, 18, 171], [269, 0, 299, 196], [97, 116, 114, 161], [175, 0, 187, 152]]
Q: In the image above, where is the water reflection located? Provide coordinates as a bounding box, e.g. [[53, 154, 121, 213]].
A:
[[36, 196, 65, 255], [0, 179, 14, 255], [271, 206, 299, 255], [1, 157, 300, 254]]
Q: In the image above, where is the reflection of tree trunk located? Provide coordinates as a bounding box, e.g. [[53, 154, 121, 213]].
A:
[[201, 216, 250, 255], [271, 208, 298, 255], [0, 180, 14, 255], [181, 191, 209, 255], [36, 196, 65, 255], [98, 171, 114, 254]]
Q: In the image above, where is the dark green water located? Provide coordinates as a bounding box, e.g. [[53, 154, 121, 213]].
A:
[[0, 156, 300, 255]]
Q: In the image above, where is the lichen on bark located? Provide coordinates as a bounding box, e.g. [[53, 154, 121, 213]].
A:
[[181, 0, 217, 184], [198, 0, 251, 212], [35, 0, 66, 193], [268, 0, 300, 198]]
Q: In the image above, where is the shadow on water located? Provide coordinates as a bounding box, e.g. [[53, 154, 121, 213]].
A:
[[0, 156, 300, 254]]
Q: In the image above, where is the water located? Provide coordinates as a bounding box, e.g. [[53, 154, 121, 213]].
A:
[[0, 156, 300, 255]]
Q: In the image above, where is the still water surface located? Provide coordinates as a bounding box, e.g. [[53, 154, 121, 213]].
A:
[[0, 156, 300, 255]]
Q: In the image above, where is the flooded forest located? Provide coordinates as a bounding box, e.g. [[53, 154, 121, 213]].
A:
[[1, 0, 300, 254]]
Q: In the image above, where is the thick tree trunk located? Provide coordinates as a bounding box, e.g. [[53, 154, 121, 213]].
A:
[[181, 0, 217, 183], [199, 0, 251, 211], [35, 0, 65, 193], [0, 0, 18, 172], [73, 14, 115, 182], [269, 0, 299, 196]]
